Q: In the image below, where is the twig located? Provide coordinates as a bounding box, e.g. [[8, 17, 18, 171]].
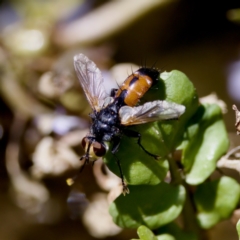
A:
[[217, 146, 240, 173]]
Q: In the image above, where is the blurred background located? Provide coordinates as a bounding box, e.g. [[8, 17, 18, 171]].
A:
[[1, 0, 240, 239]]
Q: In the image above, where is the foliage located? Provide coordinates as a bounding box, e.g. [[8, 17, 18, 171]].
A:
[[103, 70, 238, 239]]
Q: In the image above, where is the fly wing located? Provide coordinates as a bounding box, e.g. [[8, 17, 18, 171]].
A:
[[119, 100, 186, 126], [74, 54, 108, 111]]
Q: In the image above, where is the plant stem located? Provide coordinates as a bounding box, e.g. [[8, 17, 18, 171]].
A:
[[167, 154, 182, 185], [182, 183, 202, 237], [168, 154, 203, 239]]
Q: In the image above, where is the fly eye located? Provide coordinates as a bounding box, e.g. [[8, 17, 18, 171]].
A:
[[92, 142, 106, 157]]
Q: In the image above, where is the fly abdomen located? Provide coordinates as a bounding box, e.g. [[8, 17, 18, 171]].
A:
[[115, 67, 160, 107]]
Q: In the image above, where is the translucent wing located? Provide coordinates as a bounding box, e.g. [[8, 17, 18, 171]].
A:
[[119, 100, 186, 126], [74, 54, 108, 111]]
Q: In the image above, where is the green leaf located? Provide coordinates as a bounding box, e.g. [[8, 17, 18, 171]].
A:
[[155, 222, 198, 240], [182, 104, 229, 185], [156, 234, 175, 240], [157, 70, 199, 150], [109, 183, 186, 229], [104, 133, 169, 186], [132, 225, 158, 240], [132, 221, 198, 240], [132, 226, 175, 240], [103, 70, 198, 186], [236, 219, 240, 239], [194, 176, 240, 229]]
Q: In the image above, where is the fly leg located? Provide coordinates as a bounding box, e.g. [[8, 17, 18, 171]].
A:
[[111, 137, 129, 195], [123, 129, 159, 159], [79, 156, 88, 172], [67, 139, 92, 186], [79, 139, 92, 171], [66, 151, 89, 186]]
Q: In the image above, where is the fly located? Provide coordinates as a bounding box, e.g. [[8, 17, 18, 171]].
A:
[[73, 53, 185, 194]]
